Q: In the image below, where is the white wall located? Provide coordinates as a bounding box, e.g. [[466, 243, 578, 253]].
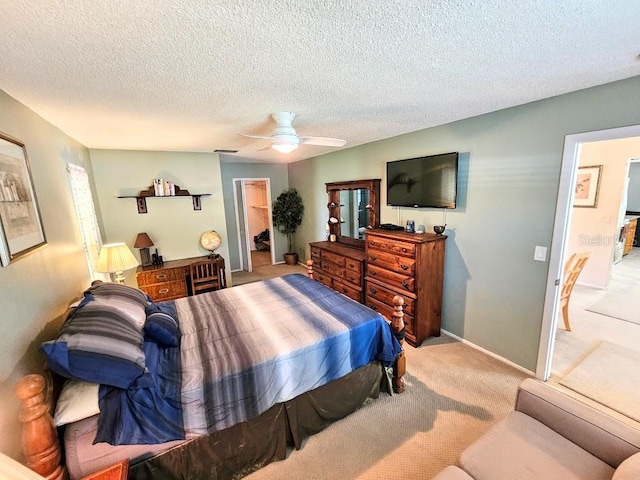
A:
[[566, 137, 640, 288], [0, 90, 94, 460], [89, 150, 230, 284]]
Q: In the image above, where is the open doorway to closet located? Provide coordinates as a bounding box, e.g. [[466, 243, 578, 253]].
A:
[[232, 178, 275, 273]]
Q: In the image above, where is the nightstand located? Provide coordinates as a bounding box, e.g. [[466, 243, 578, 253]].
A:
[[81, 459, 129, 480]]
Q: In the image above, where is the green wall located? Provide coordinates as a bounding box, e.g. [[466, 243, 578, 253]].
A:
[[290, 75, 640, 372], [0, 90, 95, 459], [219, 161, 289, 270], [89, 149, 230, 284]]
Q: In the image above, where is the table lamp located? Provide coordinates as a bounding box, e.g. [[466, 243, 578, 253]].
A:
[[134, 232, 155, 266], [96, 242, 139, 284]]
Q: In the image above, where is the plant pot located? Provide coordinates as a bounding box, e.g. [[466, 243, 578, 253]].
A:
[[283, 253, 298, 265]]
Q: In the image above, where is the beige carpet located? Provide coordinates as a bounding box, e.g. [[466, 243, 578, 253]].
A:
[[586, 285, 640, 325], [245, 336, 529, 480], [560, 341, 640, 422]]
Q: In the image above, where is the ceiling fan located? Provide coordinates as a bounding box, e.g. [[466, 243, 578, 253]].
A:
[[240, 112, 346, 154]]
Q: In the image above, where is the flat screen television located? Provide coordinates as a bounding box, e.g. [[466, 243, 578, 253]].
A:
[[386, 152, 458, 208]]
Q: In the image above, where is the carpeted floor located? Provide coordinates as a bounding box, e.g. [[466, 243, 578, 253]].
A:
[[245, 336, 529, 480], [560, 341, 640, 422], [586, 285, 640, 325]]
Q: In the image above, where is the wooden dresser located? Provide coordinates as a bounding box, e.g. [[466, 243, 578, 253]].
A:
[[309, 241, 366, 303], [136, 255, 225, 302], [364, 229, 446, 347]]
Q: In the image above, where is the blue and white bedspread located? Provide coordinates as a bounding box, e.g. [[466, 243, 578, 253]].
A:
[[96, 273, 401, 445]]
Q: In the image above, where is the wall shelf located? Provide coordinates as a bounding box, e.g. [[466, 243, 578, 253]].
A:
[[118, 185, 211, 214]]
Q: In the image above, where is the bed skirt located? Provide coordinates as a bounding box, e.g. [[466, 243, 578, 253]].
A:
[[129, 361, 386, 479], [65, 361, 386, 480]]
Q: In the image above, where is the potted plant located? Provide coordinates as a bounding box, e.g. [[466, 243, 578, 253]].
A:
[[272, 187, 304, 265]]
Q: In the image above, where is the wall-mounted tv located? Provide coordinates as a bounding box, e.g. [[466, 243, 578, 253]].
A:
[[386, 152, 458, 209]]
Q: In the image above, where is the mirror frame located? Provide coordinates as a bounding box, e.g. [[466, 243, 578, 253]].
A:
[[326, 179, 381, 249]]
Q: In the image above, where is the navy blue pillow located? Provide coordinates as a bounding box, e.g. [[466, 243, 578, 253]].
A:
[[144, 303, 180, 347], [41, 295, 146, 388]]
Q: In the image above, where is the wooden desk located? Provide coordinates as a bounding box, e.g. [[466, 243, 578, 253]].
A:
[[81, 459, 129, 480], [136, 255, 226, 301]]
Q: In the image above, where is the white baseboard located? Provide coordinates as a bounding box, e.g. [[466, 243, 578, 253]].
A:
[[441, 329, 536, 377]]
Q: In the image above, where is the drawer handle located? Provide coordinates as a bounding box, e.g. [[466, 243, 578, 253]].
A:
[[402, 248, 408, 253], [400, 264, 409, 270], [341, 287, 348, 293], [370, 270, 377, 276], [401, 281, 409, 289], [368, 304, 378, 311], [158, 288, 169, 294], [156, 274, 167, 280], [370, 287, 378, 295], [370, 255, 377, 261]]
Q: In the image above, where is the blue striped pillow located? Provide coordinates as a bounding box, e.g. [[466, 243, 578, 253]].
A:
[[41, 294, 146, 388]]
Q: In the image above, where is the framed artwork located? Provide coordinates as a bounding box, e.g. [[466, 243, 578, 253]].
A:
[[0, 132, 46, 265], [574, 165, 602, 208]]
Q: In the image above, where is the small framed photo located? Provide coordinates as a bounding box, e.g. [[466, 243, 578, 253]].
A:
[[574, 165, 603, 208], [0, 132, 47, 265]]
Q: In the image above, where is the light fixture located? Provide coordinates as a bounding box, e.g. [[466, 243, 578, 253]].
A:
[[133, 232, 154, 267], [96, 242, 139, 284], [271, 143, 298, 154]]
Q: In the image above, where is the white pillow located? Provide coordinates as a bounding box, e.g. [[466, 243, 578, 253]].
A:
[[53, 380, 100, 427]]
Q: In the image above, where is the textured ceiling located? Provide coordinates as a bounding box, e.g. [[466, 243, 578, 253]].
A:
[[1, 1, 639, 163]]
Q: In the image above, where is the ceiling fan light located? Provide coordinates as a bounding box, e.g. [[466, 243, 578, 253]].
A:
[[272, 143, 298, 154]]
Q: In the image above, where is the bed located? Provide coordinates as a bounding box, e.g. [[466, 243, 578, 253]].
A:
[[16, 268, 407, 480]]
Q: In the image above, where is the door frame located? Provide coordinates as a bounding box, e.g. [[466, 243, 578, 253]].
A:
[[536, 124, 640, 380], [232, 178, 275, 272]]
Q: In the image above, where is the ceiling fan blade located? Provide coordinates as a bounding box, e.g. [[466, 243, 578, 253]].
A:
[[298, 136, 347, 147], [238, 133, 274, 141]]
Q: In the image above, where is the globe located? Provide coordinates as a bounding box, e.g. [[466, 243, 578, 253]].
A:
[[200, 230, 222, 257]]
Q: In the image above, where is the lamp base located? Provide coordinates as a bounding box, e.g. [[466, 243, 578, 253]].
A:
[[139, 247, 152, 267], [114, 271, 126, 284]]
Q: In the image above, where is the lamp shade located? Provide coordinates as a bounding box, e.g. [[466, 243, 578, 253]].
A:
[[134, 232, 154, 248], [272, 143, 298, 154], [96, 243, 139, 283]]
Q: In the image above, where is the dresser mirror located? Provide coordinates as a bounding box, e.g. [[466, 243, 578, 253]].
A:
[[326, 179, 380, 249]]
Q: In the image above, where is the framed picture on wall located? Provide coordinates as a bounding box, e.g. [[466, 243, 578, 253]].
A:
[[574, 165, 603, 208], [0, 132, 47, 266]]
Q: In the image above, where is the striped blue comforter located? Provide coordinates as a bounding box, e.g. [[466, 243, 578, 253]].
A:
[[96, 274, 401, 445]]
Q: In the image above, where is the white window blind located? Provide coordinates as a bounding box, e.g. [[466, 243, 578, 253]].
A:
[[67, 164, 108, 281]]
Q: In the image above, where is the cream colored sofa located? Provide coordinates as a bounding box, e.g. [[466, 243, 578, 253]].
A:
[[433, 378, 640, 480]]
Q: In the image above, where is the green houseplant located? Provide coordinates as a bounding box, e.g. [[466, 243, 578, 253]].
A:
[[272, 187, 304, 265]]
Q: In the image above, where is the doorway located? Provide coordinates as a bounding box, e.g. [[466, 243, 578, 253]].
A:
[[537, 125, 640, 380], [232, 178, 275, 273]]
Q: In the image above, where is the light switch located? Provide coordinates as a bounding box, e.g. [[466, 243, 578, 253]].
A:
[[534, 246, 547, 262]]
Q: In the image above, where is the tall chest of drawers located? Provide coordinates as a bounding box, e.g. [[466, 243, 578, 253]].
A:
[[309, 241, 366, 303], [364, 229, 446, 347]]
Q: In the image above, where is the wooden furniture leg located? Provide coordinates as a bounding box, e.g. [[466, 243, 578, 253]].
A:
[[390, 295, 406, 394], [306, 259, 314, 279], [14, 374, 66, 480]]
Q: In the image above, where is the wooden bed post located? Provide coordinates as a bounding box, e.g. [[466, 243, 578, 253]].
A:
[[14, 374, 66, 480], [390, 295, 406, 394], [306, 259, 314, 279]]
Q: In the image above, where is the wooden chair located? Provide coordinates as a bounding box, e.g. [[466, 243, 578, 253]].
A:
[[559, 252, 590, 332], [190, 258, 225, 295]]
